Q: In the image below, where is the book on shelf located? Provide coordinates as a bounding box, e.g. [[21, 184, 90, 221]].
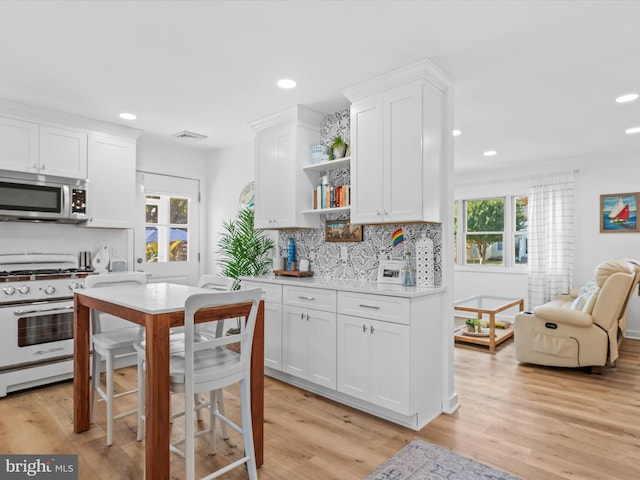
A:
[[312, 184, 350, 210]]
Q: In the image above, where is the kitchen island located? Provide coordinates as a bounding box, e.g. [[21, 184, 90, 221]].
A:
[[241, 275, 446, 431]]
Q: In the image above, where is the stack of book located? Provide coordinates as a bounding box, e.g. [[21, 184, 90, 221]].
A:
[[313, 184, 350, 209]]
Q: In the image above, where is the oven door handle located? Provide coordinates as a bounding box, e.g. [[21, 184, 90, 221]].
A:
[[13, 305, 74, 316]]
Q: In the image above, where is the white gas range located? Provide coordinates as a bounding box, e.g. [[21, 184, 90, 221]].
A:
[[0, 253, 92, 397]]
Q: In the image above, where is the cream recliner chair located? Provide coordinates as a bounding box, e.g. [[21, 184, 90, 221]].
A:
[[514, 259, 640, 368]]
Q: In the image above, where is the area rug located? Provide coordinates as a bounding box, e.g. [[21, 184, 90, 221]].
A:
[[365, 439, 520, 480]]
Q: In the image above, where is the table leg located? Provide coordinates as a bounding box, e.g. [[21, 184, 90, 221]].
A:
[[489, 313, 496, 352], [144, 313, 171, 480], [252, 301, 265, 467], [73, 298, 91, 433]]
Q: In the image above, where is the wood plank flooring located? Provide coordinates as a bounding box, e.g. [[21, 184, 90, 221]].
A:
[[1, 338, 639, 479]]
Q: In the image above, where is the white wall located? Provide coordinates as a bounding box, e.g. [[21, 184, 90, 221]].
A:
[[205, 142, 258, 275], [455, 152, 640, 337]]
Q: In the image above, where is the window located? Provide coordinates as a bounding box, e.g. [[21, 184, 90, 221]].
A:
[[145, 194, 190, 263], [455, 195, 528, 268]]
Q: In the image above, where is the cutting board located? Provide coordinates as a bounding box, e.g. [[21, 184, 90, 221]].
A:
[[273, 270, 313, 277]]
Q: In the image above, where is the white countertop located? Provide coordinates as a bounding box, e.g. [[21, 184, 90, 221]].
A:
[[240, 275, 445, 298]]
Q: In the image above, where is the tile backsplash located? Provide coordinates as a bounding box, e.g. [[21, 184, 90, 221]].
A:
[[277, 222, 442, 284], [275, 109, 442, 285]]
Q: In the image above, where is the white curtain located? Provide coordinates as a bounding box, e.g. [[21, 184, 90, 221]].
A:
[[527, 171, 576, 308]]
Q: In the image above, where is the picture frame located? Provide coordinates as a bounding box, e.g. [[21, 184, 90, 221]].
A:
[[324, 220, 363, 242], [600, 192, 639, 233], [377, 259, 405, 284]]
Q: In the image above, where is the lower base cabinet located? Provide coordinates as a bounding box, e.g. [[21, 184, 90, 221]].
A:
[[337, 314, 411, 415], [240, 277, 444, 430], [242, 281, 283, 371], [283, 305, 336, 389]]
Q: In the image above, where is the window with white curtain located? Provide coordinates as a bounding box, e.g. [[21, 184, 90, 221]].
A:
[[454, 195, 528, 269]]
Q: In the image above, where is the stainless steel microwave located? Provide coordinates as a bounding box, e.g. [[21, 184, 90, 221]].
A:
[[0, 170, 88, 223]]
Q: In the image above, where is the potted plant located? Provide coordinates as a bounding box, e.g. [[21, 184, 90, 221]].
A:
[[330, 135, 348, 160], [217, 207, 275, 334], [465, 318, 484, 333]]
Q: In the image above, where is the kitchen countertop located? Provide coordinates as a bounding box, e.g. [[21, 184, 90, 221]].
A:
[[240, 274, 445, 299]]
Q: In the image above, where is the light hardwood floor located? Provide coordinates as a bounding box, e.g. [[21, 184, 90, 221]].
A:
[[1, 339, 639, 479]]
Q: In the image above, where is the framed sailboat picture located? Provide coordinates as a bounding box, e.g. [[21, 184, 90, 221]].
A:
[[600, 192, 639, 233]]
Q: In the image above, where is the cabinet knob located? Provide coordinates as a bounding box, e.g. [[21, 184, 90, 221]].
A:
[[359, 304, 380, 310], [370, 326, 375, 334], [362, 324, 366, 333], [40, 164, 46, 171]]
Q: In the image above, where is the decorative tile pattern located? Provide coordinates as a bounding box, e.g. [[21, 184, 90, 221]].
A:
[[278, 221, 441, 285], [277, 109, 442, 286]]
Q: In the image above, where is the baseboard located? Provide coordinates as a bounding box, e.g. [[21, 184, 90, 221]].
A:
[[624, 329, 640, 340]]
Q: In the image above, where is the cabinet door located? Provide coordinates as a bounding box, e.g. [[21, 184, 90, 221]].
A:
[[384, 84, 423, 222], [85, 134, 136, 228], [307, 308, 336, 389], [350, 97, 384, 224], [0, 117, 39, 173], [263, 301, 283, 371], [282, 305, 308, 379], [370, 319, 411, 414], [39, 126, 87, 178], [254, 125, 296, 228], [337, 314, 370, 401]]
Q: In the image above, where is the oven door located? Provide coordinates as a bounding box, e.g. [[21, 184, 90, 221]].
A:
[[0, 299, 75, 371]]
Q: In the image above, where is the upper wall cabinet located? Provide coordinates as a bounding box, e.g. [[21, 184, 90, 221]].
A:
[[343, 59, 453, 225], [39, 125, 88, 178], [0, 117, 87, 178], [84, 134, 137, 228], [250, 106, 324, 229]]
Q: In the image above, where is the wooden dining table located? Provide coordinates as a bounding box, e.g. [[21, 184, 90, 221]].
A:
[[73, 282, 264, 479]]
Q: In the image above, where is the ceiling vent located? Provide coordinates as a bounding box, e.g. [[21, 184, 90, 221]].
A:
[[170, 130, 208, 142]]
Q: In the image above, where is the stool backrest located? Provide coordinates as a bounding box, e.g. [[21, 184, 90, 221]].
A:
[[197, 275, 234, 292], [183, 288, 262, 392], [84, 273, 148, 334]]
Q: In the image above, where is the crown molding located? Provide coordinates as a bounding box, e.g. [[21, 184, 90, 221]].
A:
[[248, 105, 324, 132], [0, 98, 143, 140], [342, 58, 454, 102]]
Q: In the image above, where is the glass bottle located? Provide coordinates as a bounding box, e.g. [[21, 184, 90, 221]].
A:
[[401, 251, 416, 286]]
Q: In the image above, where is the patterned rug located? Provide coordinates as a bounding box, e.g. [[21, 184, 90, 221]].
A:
[[365, 439, 520, 480]]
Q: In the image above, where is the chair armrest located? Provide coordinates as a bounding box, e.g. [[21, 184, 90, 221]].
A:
[[552, 293, 576, 303], [532, 306, 593, 327]]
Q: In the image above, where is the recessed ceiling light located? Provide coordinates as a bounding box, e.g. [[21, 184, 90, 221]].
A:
[[452, 130, 461, 136], [615, 93, 639, 103], [277, 79, 297, 89], [483, 150, 497, 156], [625, 126, 640, 134], [119, 112, 137, 120]]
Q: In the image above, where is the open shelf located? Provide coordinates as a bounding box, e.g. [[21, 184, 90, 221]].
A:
[[302, 206, 351, 215], [302, 156, 350, 174]]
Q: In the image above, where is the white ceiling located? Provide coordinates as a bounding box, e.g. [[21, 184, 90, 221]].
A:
[[1, 1, 639, 174]]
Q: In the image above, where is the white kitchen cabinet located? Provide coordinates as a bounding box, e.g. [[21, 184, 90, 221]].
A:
[[283, 305, 336, 389], [39, 125, 87, 178], [282, 285, 337, 389], [344, 59, 452, 224], [0, 117, 87, 178], [250, 106, 323, 229], [85, 134, 136, 228], [0, 116, 39, 173], [242, 280, 283, 371], [337, 314, 411, 414], [240, 276, 445, 431]]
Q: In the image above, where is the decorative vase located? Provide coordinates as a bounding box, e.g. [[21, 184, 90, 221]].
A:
[[332, 144, 346, 159], [416, 235, 435, 287]]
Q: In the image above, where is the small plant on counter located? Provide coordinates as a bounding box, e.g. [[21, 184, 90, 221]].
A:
[[217, 207, 275, 334]]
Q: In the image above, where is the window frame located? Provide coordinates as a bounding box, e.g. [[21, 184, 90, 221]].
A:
[[454, 194, 527, 272]]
